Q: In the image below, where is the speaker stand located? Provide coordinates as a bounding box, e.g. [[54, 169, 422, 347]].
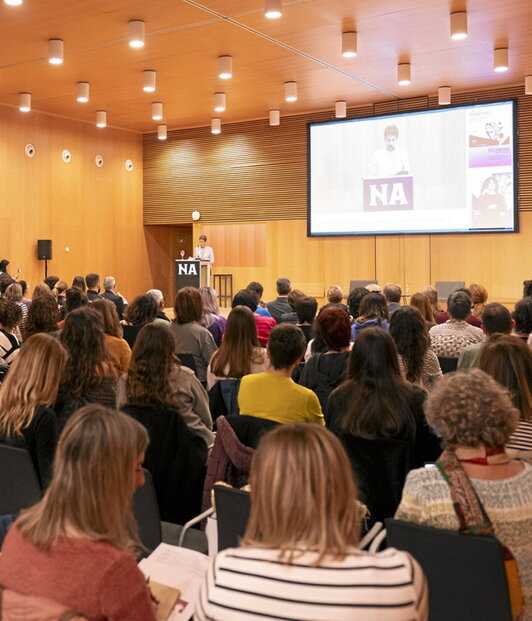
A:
[[43, 259, 48, 279]]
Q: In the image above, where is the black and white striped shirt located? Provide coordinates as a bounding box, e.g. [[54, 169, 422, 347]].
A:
[[195, 546, 427, 620]]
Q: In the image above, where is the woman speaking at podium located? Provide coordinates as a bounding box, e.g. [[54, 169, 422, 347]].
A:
[[194, 235, 214, 264]]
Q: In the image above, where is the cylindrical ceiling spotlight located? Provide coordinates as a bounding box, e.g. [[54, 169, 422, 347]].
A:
[[129, 20, 145, 48], [285, 81, 297, 102], [5, 0, 23, 6], [143, 70, 156, 92], [151, 102, 163, 120], [48, 39, 64, 64], [397, 63, 411, 85], [494, 48, 509, 72], [19, 92, 31, 112], [211, 118, 221, 134], [450, 12, 468, 40], [214, 92, 226, 112], [264, 0, 282, 19], [342, 32, 357, 57], [526, 76, 532, 95], [76, 81, 89, 103], [158, 124, 167, 140], [438, 86, 451, 105], [96, 110, 107, 128], [269, 109, 280, 126], [218, 55, 232, 79], [335, 101, 347, 118]]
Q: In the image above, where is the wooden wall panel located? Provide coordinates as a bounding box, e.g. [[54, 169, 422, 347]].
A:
[[0, 105, 150, 302]]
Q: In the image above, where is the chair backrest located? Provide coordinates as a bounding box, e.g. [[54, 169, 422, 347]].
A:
[[177, 353, 197, 374], [133, 469, 162, 553], [385, 518, 512, 621], [349, 279, 377, 293], [0, 445, 42, 515], [438, 356, 458, 374], [434, 280, 465, 302], [214, 484, 251, 552]]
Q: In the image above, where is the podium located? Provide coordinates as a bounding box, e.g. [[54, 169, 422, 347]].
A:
[[175, 259, 211, 292]]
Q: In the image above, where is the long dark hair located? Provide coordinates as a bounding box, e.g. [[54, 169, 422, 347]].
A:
[[341, 328, 416, 439], [389, 306, 429, 383], [357, 292, 389, 324]]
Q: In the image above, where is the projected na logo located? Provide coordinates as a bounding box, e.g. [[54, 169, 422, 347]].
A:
[[363, 176, 414, 211]]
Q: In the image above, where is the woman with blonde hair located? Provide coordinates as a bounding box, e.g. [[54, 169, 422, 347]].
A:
[[5, 283, 28, 338], [0, 334, 67, 486], [0, 404, 156, 620], [469, 283, 488, 319], [31, 282, 54, 301], [197, 424, 428, 620], [199, 286, 226, 346], [91, 297, 131, 373]]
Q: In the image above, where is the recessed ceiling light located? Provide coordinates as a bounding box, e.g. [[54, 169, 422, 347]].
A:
[[48, 39, 64, 65], [152, 102, 163, 120], [450, 12, 468, 40], [342, 32, 357, 57], [211, 118, 221, 134], [96, 110, 107, 128], [158, 125, 167, 140], [76, 82, 89, 103], [143, 70, 156, 92], [285, 81, 297, 102], [264, 0, 282, 19], [214, 92, 226, 112], [397, 63, 411, 85], [493, 48, 509, 72], [218, 56, 232, 79], [19, 92, 31, 112], [129, 20, 145, 48]]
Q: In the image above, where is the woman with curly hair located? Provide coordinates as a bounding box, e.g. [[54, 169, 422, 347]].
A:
[[0, 334, 67, 486], [410, 292, 435, 328], [24, 295, 59, 339], [0, 299, 23, 378], [91, 298, 131, 373], [351, 292, 389, 340], [199, 287, 226, 347], [469, 283, 488, 319], [56, 306, 116, 429], [396, 369, 532, 619], [5, 283, 28, 338], [121, 294, 158, 348], [390, 306, 442, 392]]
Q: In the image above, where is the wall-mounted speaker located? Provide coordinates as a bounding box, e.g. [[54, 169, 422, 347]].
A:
[[37, 239, 52, 260]]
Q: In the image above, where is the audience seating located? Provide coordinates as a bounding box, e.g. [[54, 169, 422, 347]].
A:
[[208, 379, 241, 421], [133, 468, 162, 553], [437, 356, 458, 374], [214, 484, 251, 552], [385, 518, 513, 621], [226, 414, 280, 450], [0, 445, 42, 515]]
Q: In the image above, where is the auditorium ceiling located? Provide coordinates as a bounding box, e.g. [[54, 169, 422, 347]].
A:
[[0, 0, 530, 133]]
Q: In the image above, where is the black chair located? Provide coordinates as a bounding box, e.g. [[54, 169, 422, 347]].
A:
[[438, 356, 458, 374], [385, 519, 512, 621], [176, 353, 197, 375], [214, 484, 251, 552], [0, 445, 42, 515], [133, 469, 162, 553]]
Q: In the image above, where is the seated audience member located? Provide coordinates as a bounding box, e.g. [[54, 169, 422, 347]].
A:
[[280, 289, 305, 324], [477, 335, 532, 455], [55, 307, 117, 429], [295, 295, 318, 343], [32, 282, 54, 301], [0, 273, 14, 297], [121, 294, 158, 348], [199, 286, 226, 346], [458, 302, 513, 370], [232, 289, 276, 347], [0, 334, 67, 487], [170, 287, 217, 385], [513, 297, 532, 342], [71, 275, 86, 293], [238, 324, 324, 425], [395, 370, 532, 619], [118, 322, 213, 447], [523, 280, 532, 298], [19, 280, 31, 309], [383, 282, 402, 317], [421, 285, 441, 321], [429, 291, 485, 358], [299, 307, 351, 412], [410, 292, 436, 328], [102, 276, 126, 320], [470, 282, 488, 319], [327, 328, 440, 524], [246, 281, 271, 317], [0, 405, 156, 621], [24, 295, 59, 339], [435, 287, 482, 328], [91, 298, 131, 374], [58, 287, 88, 328], [5, 283, 28, 338], [347, 286, 369, 322], [321, 285, 348, 313], [0, 299, 22, 374], [85, 272, 101, 301], [147, 288, 170, 323], [390, 306, 442, 392], [52, 280, 68, 320], [43, 275, 59, 291], [207, 306, 267, 389], [267, 277, 292, 323], [365, 283, 382, 293], [118, 325, 208, 523], [197, 424, 428, 621], [351, 292, 390, 340]]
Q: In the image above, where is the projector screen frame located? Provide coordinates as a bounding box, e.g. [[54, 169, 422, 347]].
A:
[[306, 99, 519, 238]]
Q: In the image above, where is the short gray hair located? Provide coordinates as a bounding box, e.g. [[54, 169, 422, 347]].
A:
[[147, 289, 164, 304], [103, 276, 115, 291]]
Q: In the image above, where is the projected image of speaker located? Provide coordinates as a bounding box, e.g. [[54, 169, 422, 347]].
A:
[[37, 239, 52, 260]]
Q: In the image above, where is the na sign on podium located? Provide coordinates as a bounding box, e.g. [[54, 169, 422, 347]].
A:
[[175, 259, 211, 292]]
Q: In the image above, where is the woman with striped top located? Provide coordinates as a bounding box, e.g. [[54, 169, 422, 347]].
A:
[[196, 424, 428, 621]]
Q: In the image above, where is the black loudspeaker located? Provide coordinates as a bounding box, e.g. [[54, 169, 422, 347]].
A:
[[37, 239, 52, 261]]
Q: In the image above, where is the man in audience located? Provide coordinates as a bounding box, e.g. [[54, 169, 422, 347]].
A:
[[102, 276, 125, 320], [267, 277, 292, 323], [147, 289, 170, 323], [238, 324, 324, 425], [280, 289, 306, 324], [233, 289, 276, 347], [44, 275, 60, 290], [435, 287, 482, 327], [429, 291, 485, 358], [458, 303, 514, 370], [512, 297, 532, 342], [246, 281, 272, 317], [85, 273, 101, 301], [383, 283, 402, 317], [296, 296, 318, 343]]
